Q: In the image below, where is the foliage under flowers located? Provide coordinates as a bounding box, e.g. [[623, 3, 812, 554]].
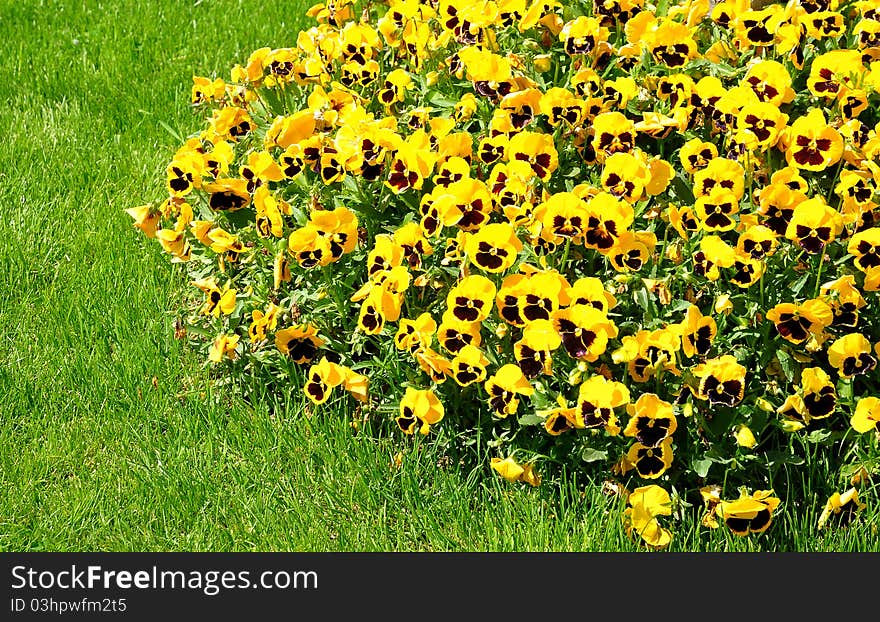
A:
[[128, 0, 880, 547]]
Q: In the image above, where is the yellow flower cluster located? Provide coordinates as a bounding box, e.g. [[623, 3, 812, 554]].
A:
[[129, 0, 880, 547]]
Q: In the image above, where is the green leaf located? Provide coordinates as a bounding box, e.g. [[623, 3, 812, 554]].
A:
[[683, 58, 741, 79], [838, 378, 854, 401], [701, 408, 736, 440], [517, 414, 544, 426], [692, 457, 713, 478], [667, 299, 692, 313], [670, 172, 695, 205], [806, 428, 833, 444], [790, 272, 811, 296], [775, 349, 798, 385], [427, 92, 458, 108], [185, 324, 211, 338], [763, 450, 805, 467], [633, 287, 650, 313], [225, 207, 256, 229], [581, 447, 608, 463]]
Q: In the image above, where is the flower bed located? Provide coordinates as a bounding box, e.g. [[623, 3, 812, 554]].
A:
[[128, 0, 879, 547]]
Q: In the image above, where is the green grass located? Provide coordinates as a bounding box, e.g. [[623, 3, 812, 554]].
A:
[[0, 0, 878, 552]]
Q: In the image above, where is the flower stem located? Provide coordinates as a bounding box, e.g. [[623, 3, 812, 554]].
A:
[[559, 238, 572, 274], [813, 249, 825, 298]]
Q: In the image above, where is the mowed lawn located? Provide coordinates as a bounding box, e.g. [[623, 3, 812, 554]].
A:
[[0, 0, 878, 552]]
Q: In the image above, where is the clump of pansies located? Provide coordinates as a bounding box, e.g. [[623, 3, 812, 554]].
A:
[[129, 0, 880, 547]]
